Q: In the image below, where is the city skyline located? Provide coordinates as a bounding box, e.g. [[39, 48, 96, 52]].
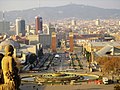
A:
[[0, 0, 120, 11]]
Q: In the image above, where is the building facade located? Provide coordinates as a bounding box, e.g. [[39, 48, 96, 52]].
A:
[[0, 21, 10, 34], [35, 16, 43, 34], [16, 18, 25, 36]]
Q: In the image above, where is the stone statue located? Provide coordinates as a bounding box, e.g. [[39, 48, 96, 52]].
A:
[[1, 45, 21, 90], [0, 53, 4, 84]]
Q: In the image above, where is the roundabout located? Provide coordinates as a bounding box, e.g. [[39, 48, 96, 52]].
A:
[[21, 72, 100, 85]]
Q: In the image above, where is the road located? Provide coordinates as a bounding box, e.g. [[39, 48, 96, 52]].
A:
[[20, 49, 116, 90], [20, 83, 115, 90]]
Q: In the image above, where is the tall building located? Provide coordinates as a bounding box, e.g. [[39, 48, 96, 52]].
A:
[[0, 21, 10, 34], [26, 25, 31, 33], [43, 24, 49, 34], [35, 16, 43, 34], [49, 24, 55, 35], [69, 32, 74, 52], [71, 20, 76, 26], [95, 19, 100, 26], [39, 35, 51, 48], [21, 19, 25, 35], [16, 18, 25, 36], [119, 21, 120, 25], [51, 32, 56, 52]]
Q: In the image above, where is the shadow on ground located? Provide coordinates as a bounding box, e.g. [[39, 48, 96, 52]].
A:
[[20, 83, 46, 90]]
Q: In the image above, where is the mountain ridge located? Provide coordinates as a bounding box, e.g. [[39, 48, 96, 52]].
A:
[[0, 4, 120, 22]]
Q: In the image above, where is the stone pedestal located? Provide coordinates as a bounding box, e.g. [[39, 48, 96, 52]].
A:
[[0, 83, 15, 90]]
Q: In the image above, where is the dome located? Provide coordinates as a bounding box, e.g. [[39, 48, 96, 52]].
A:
[[0, 39, 20, 49]]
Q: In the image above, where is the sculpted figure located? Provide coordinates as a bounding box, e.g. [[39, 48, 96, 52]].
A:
[[0, 53, 4, 84], [1, 45, 21, 89]]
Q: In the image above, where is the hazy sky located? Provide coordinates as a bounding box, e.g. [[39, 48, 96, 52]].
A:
[[0, 0, 120, 11]]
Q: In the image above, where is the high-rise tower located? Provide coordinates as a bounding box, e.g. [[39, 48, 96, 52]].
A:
[[16, 18, 25, 36], [0, 21, 10, 34], [0, 11, 10, 34], [35, 16, 43, 34]]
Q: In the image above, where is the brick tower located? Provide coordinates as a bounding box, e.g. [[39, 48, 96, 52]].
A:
[[51, 32, 56, 52], [69, 32, 74, 52]]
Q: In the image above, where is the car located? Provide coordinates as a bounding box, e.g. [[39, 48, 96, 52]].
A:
[[102, 77, 109, 85], [55, 54, 60, 58]]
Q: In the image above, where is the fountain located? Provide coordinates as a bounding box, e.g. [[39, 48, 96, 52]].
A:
[[21, 72, 99, 85]]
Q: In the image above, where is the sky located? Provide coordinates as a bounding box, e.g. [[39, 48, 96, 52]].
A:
[[0, 0, 120, 11]]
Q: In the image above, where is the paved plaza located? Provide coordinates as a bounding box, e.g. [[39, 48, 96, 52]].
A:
[[20, 83, 115, 90]]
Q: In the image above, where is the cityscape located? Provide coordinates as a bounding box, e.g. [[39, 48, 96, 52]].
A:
[[0, 0, 120, 90]]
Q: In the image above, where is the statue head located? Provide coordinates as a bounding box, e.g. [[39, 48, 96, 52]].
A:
[[0, 53, 4, 69], [4, 45, 14, 56]]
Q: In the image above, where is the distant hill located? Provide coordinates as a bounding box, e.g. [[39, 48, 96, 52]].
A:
[[0, 4, 120, 22]]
